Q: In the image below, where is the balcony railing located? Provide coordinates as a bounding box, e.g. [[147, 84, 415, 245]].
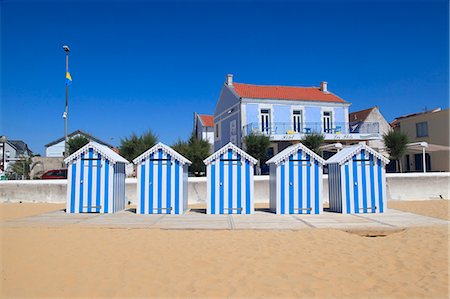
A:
[[243, 122, 379, 136]]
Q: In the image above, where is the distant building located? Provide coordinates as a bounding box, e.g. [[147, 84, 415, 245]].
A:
[[0, 139, 33, 171], [392, 108, 449, 172], [193, 113, 214, 152], [45, 130, 112, 157], [213, 74, 382, 155], [349, 106, 391, 150]]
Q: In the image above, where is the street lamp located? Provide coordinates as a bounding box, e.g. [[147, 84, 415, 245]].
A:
[[63, 45, 70, 158]]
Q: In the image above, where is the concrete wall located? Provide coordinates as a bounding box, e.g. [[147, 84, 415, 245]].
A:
[[385, 173, 450, 200], [1, 173, 448, 204]]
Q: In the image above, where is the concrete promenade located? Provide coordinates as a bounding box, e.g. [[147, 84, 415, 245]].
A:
[[2, 208, 448, 232]]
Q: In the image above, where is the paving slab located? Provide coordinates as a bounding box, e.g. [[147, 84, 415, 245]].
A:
[[155, 214, 230, 230], [231, 213, 309, 230], [1, 208, 448, 230], [1, 210, 99, 228], [75, 211, 164, 228], [354, 209, 449, 227]]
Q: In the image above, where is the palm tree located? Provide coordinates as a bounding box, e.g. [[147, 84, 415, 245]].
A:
[[119, 130, 158, 162], [7, 156, 31, 180], [301, 133, 325, 155], [383, 130, 409, 172], [172, 133, 210, 176], [242, 132, 271, 174]]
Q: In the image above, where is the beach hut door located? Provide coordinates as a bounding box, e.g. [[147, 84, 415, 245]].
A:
[[353, 156, 376, 212], [220, 158, 243, 213], [80, 158, 102, 212]]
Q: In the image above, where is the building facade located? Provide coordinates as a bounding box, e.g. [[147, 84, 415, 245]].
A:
[[213, 74, 382, 156], [193, 113, 214, 152], [0, 139, 33, 171], [349, 106, 392, 150], [45, 130, 112, 157], [392, 108, 449, 172]]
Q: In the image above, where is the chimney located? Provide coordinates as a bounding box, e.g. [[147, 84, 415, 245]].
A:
[[226, 74, 233, 86], [320, 81, 329, 93]]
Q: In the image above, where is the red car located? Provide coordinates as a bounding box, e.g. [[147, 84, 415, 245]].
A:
[[41, 169, 68, 179]]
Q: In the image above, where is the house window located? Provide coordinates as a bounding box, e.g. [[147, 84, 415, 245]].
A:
[[416, 122, 428, 137], [293, 110, 303, 133], [215, 123, 221, 140], [260, 109, 271, 134], [323, 111, 332, 133]]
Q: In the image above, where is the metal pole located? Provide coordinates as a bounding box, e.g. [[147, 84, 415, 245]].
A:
[[64, 51, 69, 158], [422, 146, 426, 173]]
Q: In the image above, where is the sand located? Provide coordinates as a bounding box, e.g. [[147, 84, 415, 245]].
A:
[[1, 201, 449, 299]]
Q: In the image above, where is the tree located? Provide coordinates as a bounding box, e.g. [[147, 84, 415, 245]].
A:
[[6, 156, 31, 180], [242, 132, 271, 174], [383, 130, 409, 172], [67, 135, 90, 155], [172, 133, 210, 176], [301, 133, 325, 155], [119, 130, 158, 162]]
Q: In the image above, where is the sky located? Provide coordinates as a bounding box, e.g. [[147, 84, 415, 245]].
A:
[[1, 0, 448, 155]]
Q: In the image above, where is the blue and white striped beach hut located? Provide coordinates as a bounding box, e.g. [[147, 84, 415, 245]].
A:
[[204, 143, 257, 214], [65, 141, 128, 214], [133, 143, 191, 214], [266, 143, 325, 214], [326, 144, 389, 214]]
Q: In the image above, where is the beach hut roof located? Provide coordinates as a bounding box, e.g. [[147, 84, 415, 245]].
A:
[[326, 144, 390, 165], [64, 141, 129, 165], [203, 142, 258, 165], [132, 142, 192, 165], [266, 143, 326, 165]]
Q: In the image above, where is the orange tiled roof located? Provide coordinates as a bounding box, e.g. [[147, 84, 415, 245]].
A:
[[199, 114, 214, 127], [232, 82, 346, 103]]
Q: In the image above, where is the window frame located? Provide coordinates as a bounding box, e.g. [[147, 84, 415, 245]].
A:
[[416, 121, 429, 138]]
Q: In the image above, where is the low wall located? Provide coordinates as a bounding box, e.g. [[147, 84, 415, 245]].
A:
[[385, 173, 450, 200], [1, 173, 448, 203]]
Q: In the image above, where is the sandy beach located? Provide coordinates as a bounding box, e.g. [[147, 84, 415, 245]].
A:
[[1, 201, 448, 299]]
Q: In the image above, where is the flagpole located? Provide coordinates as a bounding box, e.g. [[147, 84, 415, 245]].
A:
[[63, 45, 70, 158]]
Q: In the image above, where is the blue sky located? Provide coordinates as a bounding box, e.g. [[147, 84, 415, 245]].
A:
[[1, 0, 448, 155]]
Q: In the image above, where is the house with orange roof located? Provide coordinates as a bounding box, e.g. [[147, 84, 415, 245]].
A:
[[193, 113, 214, 152], [213, 74, 382, 155]]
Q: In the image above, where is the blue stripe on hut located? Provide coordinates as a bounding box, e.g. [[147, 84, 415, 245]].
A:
[[64, 141, 128, 214], [266, 143, 326, 215], [204, 142, 257, 215], [133, 143, 191, 215], [326, 144, 389, 214]]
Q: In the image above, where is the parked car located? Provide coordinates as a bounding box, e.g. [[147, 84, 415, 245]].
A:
[[41, 169, 68, 179]]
